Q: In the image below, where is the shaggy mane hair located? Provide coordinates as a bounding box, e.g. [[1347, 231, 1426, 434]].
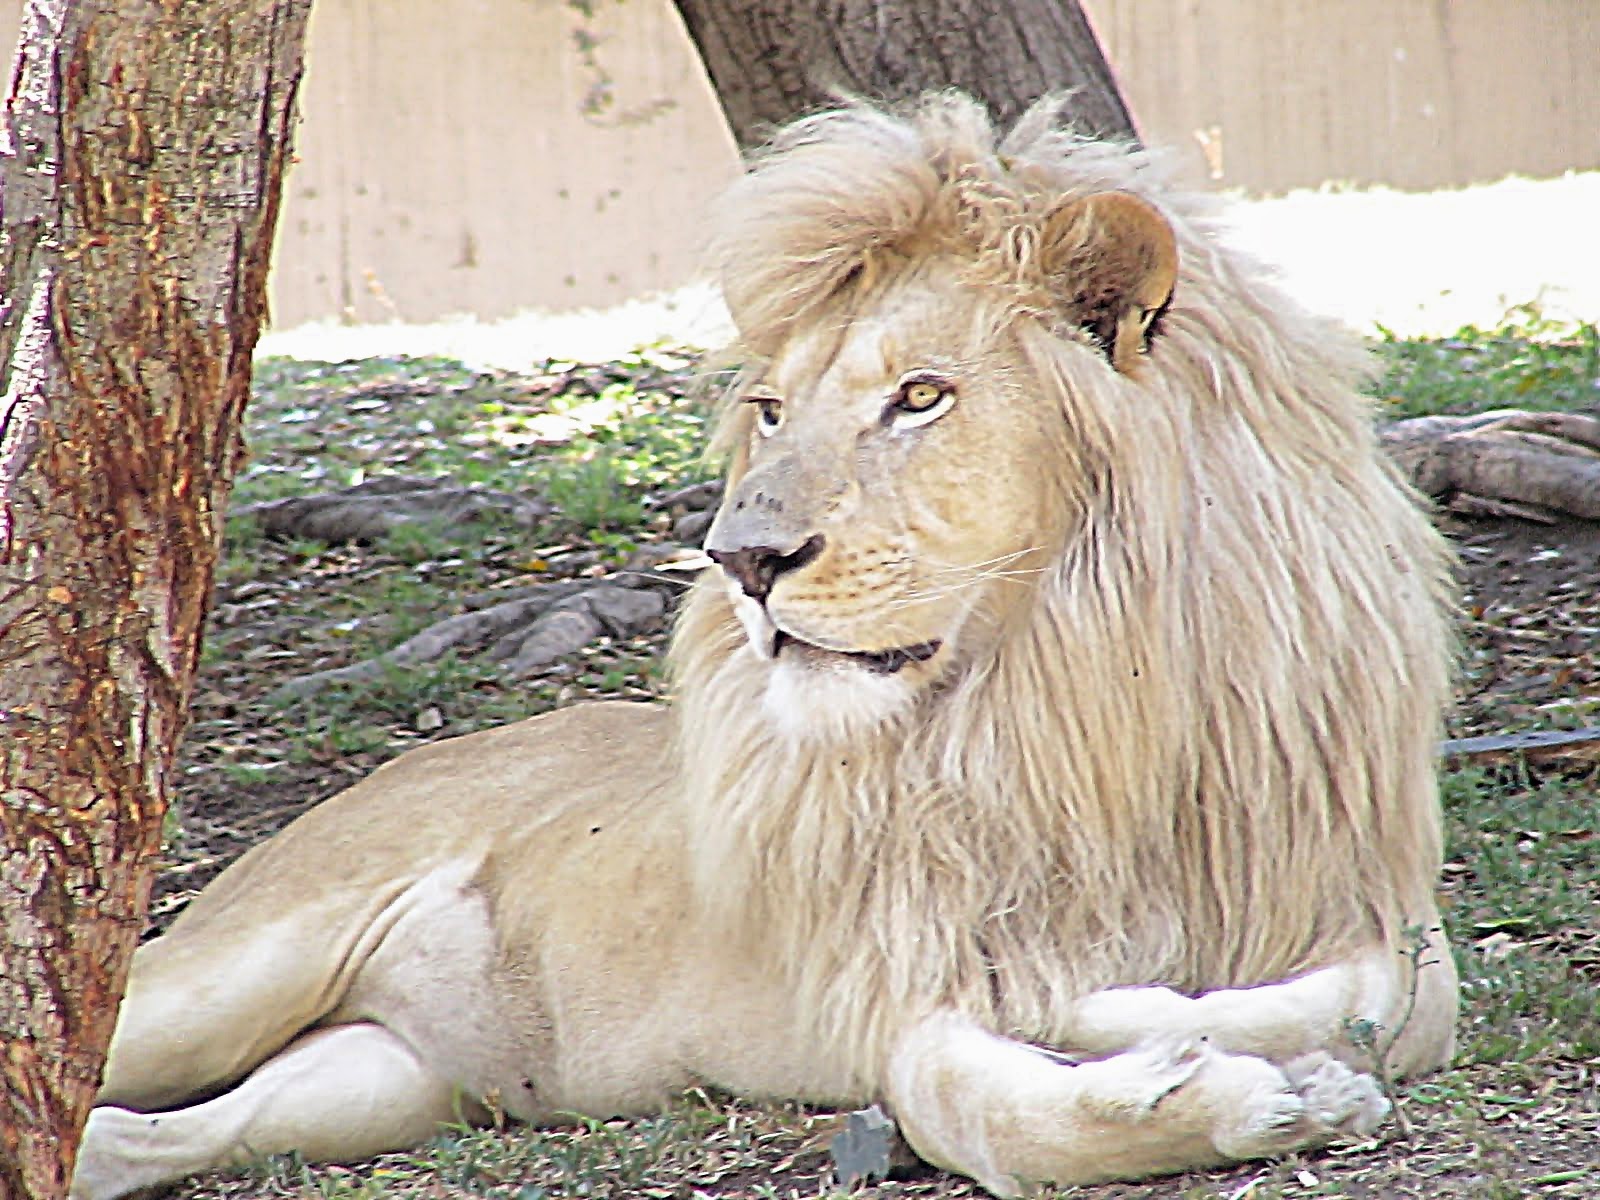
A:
[[668, 94, 1454, 1088]]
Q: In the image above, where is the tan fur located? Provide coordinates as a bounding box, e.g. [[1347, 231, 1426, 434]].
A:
[[75, 95, 1458, 1200]]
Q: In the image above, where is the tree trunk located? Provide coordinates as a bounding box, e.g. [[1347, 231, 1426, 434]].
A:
[[0, 3, 311, 1197], [672, 0, 1137, 150]]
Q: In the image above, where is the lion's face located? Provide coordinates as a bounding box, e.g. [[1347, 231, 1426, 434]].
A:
[[704, 262, 1066, 737]]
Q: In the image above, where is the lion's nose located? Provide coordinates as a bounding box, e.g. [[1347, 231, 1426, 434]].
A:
[[707, 533, 826, 602]]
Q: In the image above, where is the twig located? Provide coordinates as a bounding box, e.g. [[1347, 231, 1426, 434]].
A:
[[1342, 922, 1439, 1141]]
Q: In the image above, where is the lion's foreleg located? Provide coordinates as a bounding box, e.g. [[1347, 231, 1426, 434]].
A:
[[885, 1013, 1387, 1197], [71, 1023, 467, 1200], [1061, 935, 1458, 1075]]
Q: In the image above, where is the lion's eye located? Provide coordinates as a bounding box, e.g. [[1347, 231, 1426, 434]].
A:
[[744, 394, 784, 438], [888, 374, 956, 430]]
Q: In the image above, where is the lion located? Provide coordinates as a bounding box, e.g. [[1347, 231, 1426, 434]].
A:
[[72, 94, 1459, 1200]]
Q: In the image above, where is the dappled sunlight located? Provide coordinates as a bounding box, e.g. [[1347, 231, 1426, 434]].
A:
[[257, 281, 735, 371]]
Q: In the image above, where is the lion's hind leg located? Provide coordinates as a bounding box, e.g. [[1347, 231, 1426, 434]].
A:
[[886, 1013, 1386, 1197], [97, 920, 345, 1112], [72, 1023, 468, 1200]]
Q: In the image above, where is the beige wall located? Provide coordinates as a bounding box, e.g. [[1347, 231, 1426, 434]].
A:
[[1086, 0, 1600, 194], [269, 0, 739, 325], [0, 0, 741, 328], [5, 2, 1597, 326]]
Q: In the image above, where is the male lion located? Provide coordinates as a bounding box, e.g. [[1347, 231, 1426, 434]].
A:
[[74, 95, 1458, 1199]]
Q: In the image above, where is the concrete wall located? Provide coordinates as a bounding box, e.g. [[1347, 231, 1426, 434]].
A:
[[1089, 0, 1600, 193], [0, 0, 741, 327], [265, 0, 739, 326], [5, 1, 1596, 326]]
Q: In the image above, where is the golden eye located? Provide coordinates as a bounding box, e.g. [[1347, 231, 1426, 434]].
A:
[[889, 374, 957, 429], [898, 381, 946, 412]]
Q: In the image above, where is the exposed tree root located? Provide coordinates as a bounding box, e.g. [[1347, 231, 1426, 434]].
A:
[[267, 550, 697, 703], [239, 476, 551, 542], [1382, 409, 1600, 521]]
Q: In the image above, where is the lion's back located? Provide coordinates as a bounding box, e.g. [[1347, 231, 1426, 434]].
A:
[[166, 701, 676, 936]]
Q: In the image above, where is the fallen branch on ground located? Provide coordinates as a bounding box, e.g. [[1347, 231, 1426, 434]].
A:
[[1439, 726, 1600, 769], [1382, 409, 1600, 522]]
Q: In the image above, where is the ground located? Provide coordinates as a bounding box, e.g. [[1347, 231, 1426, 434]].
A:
[[151, 319, 1598, 1200]]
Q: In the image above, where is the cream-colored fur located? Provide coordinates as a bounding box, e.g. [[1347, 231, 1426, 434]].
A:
[[73, 95, 1458, 1200]]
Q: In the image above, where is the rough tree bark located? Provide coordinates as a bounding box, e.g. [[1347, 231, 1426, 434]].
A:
[[672, 0, 1137, 149], [0, 3, 311, 1197]]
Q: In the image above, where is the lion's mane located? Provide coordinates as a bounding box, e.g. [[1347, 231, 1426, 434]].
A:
[[669, 95, 1454, 1090]]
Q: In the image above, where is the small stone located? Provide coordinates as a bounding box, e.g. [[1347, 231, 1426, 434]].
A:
[[831, 1104, 898, 1187]]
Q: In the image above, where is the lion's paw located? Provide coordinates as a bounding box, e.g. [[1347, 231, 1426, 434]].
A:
[[1076, 1036, 1210, 1121], [1284, 1052, 1389, 1138], [1210, 1053, 1389, 1161], [1205, 1057, 1311, 1160]]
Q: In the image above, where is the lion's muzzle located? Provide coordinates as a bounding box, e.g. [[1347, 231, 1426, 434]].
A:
[[707, 534, 826, 602]]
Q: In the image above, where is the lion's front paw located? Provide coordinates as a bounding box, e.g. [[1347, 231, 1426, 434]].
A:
[[1210, 1053, 1389, 1161], [1205, 1056, 1308, 1160], [1285, 1053, 1389, 1138]]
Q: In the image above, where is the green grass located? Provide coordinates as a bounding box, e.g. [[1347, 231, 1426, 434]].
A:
[[1441, 768, 1600, 1067], [1374, 307, 1600, 419], [544, 453, 646, 531], [242, 351, 715, 511]]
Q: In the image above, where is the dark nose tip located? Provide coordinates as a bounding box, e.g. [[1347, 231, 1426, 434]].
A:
[[707, 533, 826, 601]]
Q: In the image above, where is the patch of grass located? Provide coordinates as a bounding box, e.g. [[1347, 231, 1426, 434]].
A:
[[243, 351, 715, 513], [216, 514, 268, 582], [1374, 307, 1600, 419], [1440, 767, 1600, 1067], [544, 453, 645, 532], [215, 761, 283, 787], [264, 648, 648, 745], [378, 519, 472, 567]]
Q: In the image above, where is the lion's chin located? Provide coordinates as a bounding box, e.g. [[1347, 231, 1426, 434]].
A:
[[774, 630, 943, 675], [760, 649, 920, 742]]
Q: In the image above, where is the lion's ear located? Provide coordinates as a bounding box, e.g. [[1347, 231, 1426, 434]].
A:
[[1039, 191, 1178, 375]]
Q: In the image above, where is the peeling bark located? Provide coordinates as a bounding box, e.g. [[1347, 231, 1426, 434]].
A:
[[0, 4, 311, 1197], [673, 0, 1137, 150]]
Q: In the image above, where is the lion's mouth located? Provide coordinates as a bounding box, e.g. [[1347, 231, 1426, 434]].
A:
[[773, 630, 942, 674]]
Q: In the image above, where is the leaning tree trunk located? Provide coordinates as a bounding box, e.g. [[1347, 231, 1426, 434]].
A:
[[672, 0, 1137, 149], [0, 3, 311, 1198]]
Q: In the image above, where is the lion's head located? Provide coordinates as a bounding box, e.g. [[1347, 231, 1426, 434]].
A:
[[669, 95, 1455, 1081], [690, 116, 1183, 741]]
